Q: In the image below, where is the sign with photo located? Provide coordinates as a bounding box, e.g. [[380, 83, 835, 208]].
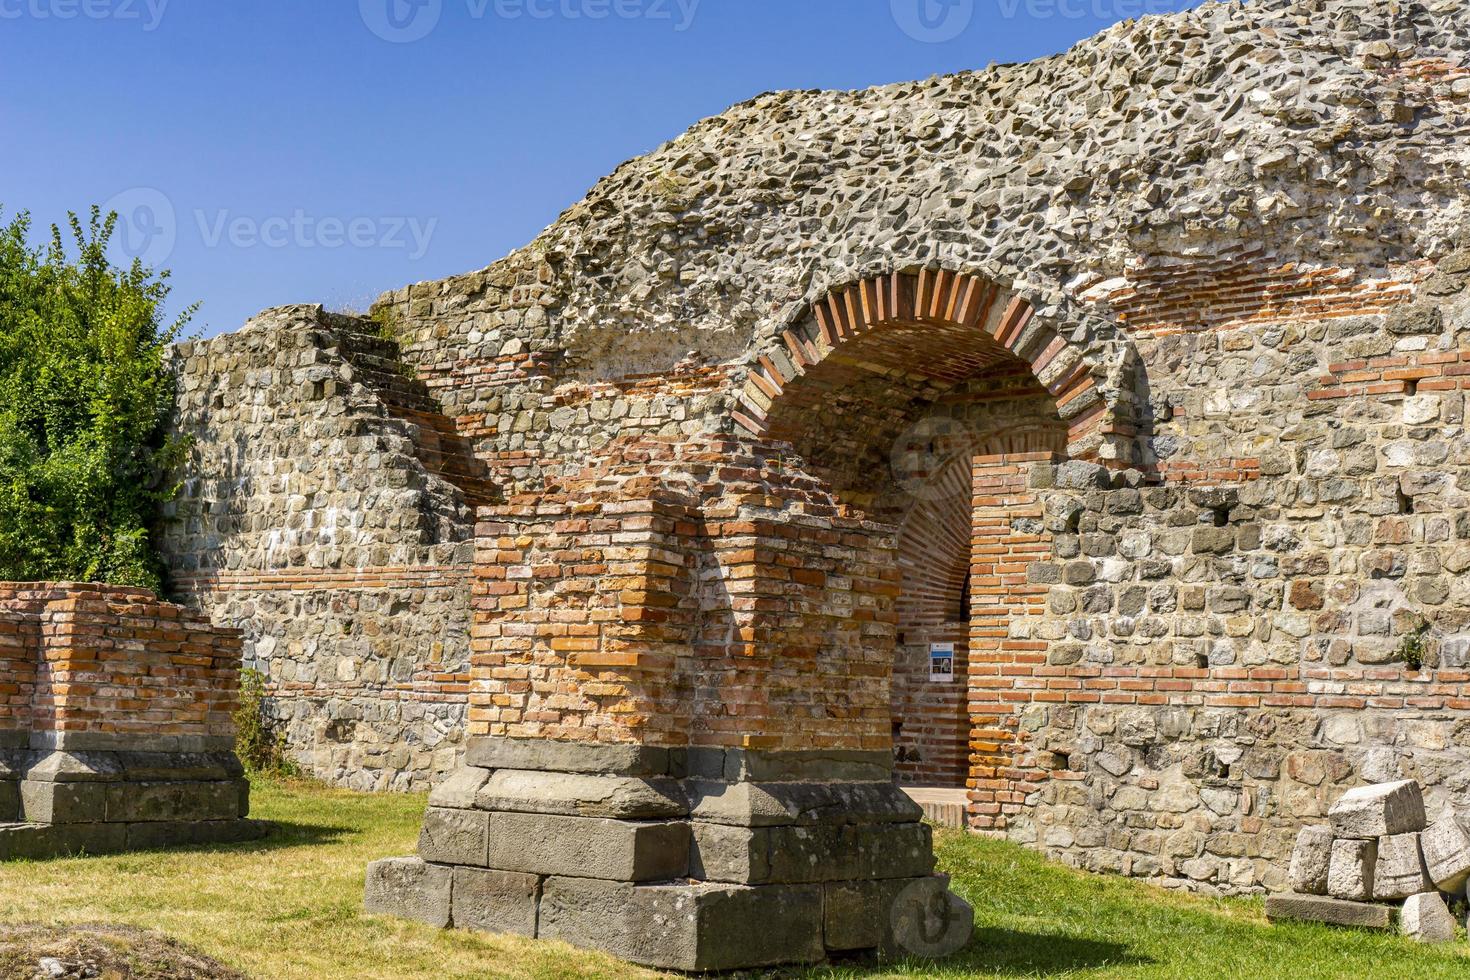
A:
[[929, 642, 955, 682]]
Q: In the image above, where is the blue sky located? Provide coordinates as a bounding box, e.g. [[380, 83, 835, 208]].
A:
[[3, 0, 1200, 336]]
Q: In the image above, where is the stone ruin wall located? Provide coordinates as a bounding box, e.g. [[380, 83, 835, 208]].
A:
[[162, 0, 1470, 892]]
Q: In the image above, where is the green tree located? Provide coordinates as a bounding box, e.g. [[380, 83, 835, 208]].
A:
[[0, 206, 193, 591]]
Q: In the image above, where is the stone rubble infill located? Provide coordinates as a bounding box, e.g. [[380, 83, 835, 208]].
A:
[[1271, 780, 1464, 944]]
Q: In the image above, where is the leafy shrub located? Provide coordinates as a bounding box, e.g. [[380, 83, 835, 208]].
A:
[[0, 207, 193, 591], [233, 668, 300, 778]]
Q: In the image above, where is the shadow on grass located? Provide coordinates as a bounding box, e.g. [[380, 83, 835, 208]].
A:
[[961, 927, 1150, 974], [225, 820, 355, 852]]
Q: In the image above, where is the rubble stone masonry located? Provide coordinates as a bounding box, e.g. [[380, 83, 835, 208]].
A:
[[165, 0, 1470, 894]]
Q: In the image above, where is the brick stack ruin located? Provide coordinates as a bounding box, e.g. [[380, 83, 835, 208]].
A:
[[0, 584, 261, 859]]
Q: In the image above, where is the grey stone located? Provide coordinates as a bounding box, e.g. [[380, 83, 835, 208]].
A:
[[417, 807, 489, 866], [1420, 812, 1470, 893], [1264, 894, 1392, 930], [0, 781, 18, 823], [690, 821, 934, 884], [538, 876, 825, 972], [686, 779, 922, 828], [1288, 825, 1333, 895], [364, 857, 452, 928], [1329, 781, 1425, 838], [687, 748, 892, 782], [20, 781, 107, 824], [124, 819, 268, 851], [484, 812, 689, 881], [1400, 891, 1456, 943], [475, 769, 687, 819], [450, 867, 538, 937], [464, 737, 675, 777], [103, 780, 248, 824], [1374, 832, 1431, 901], [0, 822, 129, 861], [1327, 838, 1376, 901], [426, 766, 491, 810]]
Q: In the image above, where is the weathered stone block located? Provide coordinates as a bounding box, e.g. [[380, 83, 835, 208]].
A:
[[1374, 832, 1431, 901], [464, 737, 675, 777], [364, 857, 452, 928], [425, 766, 491, 810], [484, 812, 688, 881], [1287, 825, 1333, 895], [19, 780, 107, 824], [124, 819, 268, 851], [417, 807, 489, 866], [1420, 812, 1470, 894], [1327, 838, 1376, 901], [0, 822, 128, 860], [104, 780, 247, 824], [1328, 781, 1425, 839], [686, 780, 922, 828], [690, 821, 934, 885], [0, 781, 19, 823], [450, 867, 538, 937], [538, 876, 825, 972], [1400, 892, 1456, 943], [1264, 894, 1392, 930], [475, 769, 687, 820]]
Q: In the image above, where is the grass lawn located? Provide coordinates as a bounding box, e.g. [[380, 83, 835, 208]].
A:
[[0, 779, 1466, 979]]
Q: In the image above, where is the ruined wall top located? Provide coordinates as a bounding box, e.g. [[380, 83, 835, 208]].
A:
[[373, 0, 1470, 382]]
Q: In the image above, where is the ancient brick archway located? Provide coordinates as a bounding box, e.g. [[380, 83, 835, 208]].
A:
[[730, 269, 1134, 468]]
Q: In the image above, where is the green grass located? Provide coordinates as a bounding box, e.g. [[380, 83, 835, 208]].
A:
[[0, 779, 1466, 979]]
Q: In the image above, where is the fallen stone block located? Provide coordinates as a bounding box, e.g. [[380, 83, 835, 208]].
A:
[[1264, 894, 1392, 930], [1374, 832, 1431, 901], [1328, 781, 1425, 839], [1420, 812, 1470, 894], [364, 857, 452, 928], [1327, 838, 1376, 901], [1400, 892, 1456, 943], [1287, 825, 1333, 896]]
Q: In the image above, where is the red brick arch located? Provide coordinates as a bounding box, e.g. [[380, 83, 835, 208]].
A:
[[731, 268, 1134, 466]]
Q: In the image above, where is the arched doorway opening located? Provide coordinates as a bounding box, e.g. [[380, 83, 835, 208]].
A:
[[732, 268, 1123, 793]]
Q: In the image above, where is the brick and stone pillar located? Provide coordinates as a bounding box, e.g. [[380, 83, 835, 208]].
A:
[[366, 440, 974, 971], [0, 583, 262, 860]]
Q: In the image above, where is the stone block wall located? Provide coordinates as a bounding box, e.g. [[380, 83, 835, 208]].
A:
[[0, 583, 259, 859]]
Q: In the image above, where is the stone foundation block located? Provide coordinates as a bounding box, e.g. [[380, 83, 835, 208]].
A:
[[1327, 838, 1376, 901], [1400, 892, 1456, 943], [1420, 812, 1470, 894], [484, 812, 689, 881], [1328, 781, 1425, 839], [690, 821, 934, 884], [0, 782, 16, 823], [475, 769, 688, 820], [538, 876, 825, 972], [20, 780, 107, 824], [687, 780, 922, 828], [465, 737, 677, 777], [364, 857, 452, 928], [1287, 826, 1332, 896], [418, 807, 490, 866], [104, 779, 248, 824], [0, 822, 127, 860], [123, 819, 268, 851], [450, 867, 539, 937], [1264, 894, 1392, 930], [426, 766, 491, 810], [1374, 833, 1431, 901]]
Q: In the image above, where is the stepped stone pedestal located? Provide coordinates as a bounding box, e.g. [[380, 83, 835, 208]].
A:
[[0, 584, 265, 860], [367, 738, 973, 971]]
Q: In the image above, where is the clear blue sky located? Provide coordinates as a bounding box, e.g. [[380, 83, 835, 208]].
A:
[[3, 0, 1200, 337]]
